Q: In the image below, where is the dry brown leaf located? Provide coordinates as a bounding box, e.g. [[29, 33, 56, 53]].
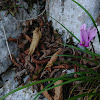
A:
[[24, 33, 32, 42], [8, 37, 17, 43], [34, 64, 42, 74], [74, 64, 79, 78], [54, 80, 63, 100], [22, 27, 29, 34], [31, 56, 50, 64], [82, 53, 96, 66], [40, 70, 48, 78], [50, 69, 59, 78], [15, 69, 26, 79], [33, 64, 42, 80], [40, 50, 51, 60], [24, 48, 29, 55], [28, 27, 42, 55], [53, 64, 70, 69], [22, 19, 33, 27], [18, 40, 28, 49], [41, 84, 53, 100], [45, 48, 62, 72]]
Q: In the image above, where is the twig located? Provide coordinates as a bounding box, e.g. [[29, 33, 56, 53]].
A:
[[1, 21, 12, 60]]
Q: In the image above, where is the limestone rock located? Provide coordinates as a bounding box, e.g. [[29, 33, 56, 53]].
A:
[[0, 11, 22, 74], [47, 0, 100, 53], [0, 1, 39, 74], [0, 70, 47, 100]]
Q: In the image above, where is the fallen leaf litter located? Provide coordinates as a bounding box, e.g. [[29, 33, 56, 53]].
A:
[[8, 16, 100, 100]]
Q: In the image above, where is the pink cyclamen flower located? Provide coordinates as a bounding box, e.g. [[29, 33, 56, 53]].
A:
[[79, 24, 97, 47]]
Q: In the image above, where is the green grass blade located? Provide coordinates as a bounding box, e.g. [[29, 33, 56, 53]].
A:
[[49, 15, 80, 42], [48, 77, 100, 90], [72, 0, 100, 42], [70, 80, 99, 97], [34, 72, 86, 100], [37, 76, 100, 97], [88, 87, 98, 100], [66, 93, 100, 100], [58, 42, 100, 58], [46, 54, 98, 64], [49, 15, 98, 61], [44, 58, 100, 76], [34, 79, 58, 100], [69, 82, 82, 97], [57, 60, 100, 76], [0, 78, 60, 100], [34, 72, 100, 100], [0, 71, 93, 100], [34, 72, 95, 100], [40, 77, 100, 100]]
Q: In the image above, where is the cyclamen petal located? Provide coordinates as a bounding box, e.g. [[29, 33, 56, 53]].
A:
[[79, 24, 97, 47], [80, 24, 86, 30], [81, 30, 88, 45], [87, 25, 92, 32], [88, 27, 97, 42]]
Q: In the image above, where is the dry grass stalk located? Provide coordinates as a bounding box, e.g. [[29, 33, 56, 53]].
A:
[[1, 21, 12, 60]]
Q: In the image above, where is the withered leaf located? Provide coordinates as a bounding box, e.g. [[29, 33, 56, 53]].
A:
[[54, 80, 63, 100], [28, 27, 42, 55], [19, 53, 25, 64], [32, 56, 50, 64], [34, 64, 42, 74], [39, 18, 44, 27], [35, 50, 41, 56], [40, 50, 51, 60], [50, 69, 59, 78], [74, 64, 79, 78], [22, 19, 33, 27], [45, 48, 62, 72], [8, 37, 17, 43], [24, 56, 34, 73], [41, 84, 53, 100], [24, 49, 29, 55], [40, 70, 48, 78], [82, 53, 96, 66], [18, 40, 28, 49], [15, 69, 26, 79], [22, 27, 29, 34], [33, 64, 42, 80], [24, 33, 32, 42], [53, 64, 70, 69]]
